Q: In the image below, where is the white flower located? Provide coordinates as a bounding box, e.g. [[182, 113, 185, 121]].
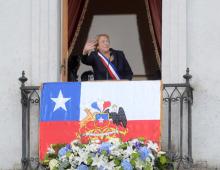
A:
[[71, 139, 80, 147], [91, 155, 108, 168], [135, 158, 153, 170], [69, 154, 79, 167], [109, 143, 120, 151], [49, 159, 59, 170], [129, 139, 139, 145], [59, 155, 68, 161], [135, 158, 145, 169], [148, 152, 155, 163], [147, 141, 159, 152], [146, 156, 154, 166], [157, 151, 166, 156], [105, 160, 115, 170], [71, 145, 80, 153], [122, 145, 134, 159], [110, 148, 124, 157], [47, 145, 55, 154], [108, 138, 121, 145], [46, 138, 164, 170], [128, 138, 144, 147], [75, 149, 89, 165], [85, 143, 99, 152], [66, 167, 75, 170]]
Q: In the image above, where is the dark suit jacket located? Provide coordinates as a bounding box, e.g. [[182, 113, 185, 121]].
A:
[[81, 48, 133, 80]]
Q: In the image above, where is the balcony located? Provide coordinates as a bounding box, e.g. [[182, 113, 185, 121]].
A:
[[19, 68, 193, 170]]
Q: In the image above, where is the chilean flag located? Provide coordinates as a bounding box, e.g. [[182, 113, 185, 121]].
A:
[[40, 81, 161, 160]]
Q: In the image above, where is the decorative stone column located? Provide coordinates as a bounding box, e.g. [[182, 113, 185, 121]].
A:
[[31, 0, 61, 84], [162, 0, 188, 83]]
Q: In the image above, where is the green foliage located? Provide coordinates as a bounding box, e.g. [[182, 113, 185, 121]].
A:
[[89, 166, 97, 170], [87, 156, 93, 165], [154, 154, 172, 170], [138, 137, 146, 142], [159, 155, 168, 165], [79, 144, 86, 148], [59, 160, 71, 169], [51, 144, 66, 153], [119, 166, 123, 170], [143, 161, 153, 170], [52, 167, 58, 170], [114, 158, 121, 166], [101, 150, 108, 156], [119, 143, 127, 150], [42, 139, 174, 170], [130, 158, 136, 167], [131, 152, 139, 159], [41, 143, 66, 166], [130, 152, 139, 167]]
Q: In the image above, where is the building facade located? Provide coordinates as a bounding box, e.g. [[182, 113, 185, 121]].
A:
[[0, 0, 220, 169]]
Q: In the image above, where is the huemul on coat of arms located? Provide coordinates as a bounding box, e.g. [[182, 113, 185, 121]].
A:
[[77, 100, 128, 143]]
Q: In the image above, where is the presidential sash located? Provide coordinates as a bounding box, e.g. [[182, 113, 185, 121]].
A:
[[97, 52, 121, 80]]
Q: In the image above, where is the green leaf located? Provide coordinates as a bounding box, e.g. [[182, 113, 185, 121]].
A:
[[59, 160, 70, 169], [87, 156, 93, 165], [66, 151, 72, 158], [41, 159, 50, 166], [120, 143, 127, 150], [79, 144, 86, 148], [89, 166, 97, 170], [41, 153, 58, 166], [131, 152, 139, 159], [101, 150, 107, 156], [52, 144, 66, 153], [143, 162, 153, 170], [114, 158, 121, 166], [130, 159, 136, 167], [159, 155, 168, 165]]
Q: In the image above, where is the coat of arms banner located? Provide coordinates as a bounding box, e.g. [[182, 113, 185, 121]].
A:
[[40, 81, 161, 159]]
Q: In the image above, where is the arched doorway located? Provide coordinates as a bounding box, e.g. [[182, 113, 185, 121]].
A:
[[66, 0, 161, 81]]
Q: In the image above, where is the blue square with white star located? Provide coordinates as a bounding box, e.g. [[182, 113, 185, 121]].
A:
[[40, 82, 81, 121]]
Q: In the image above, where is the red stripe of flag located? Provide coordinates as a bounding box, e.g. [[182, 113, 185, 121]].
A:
[[39, 121, 79, 160], [39, 120, 160, 160]]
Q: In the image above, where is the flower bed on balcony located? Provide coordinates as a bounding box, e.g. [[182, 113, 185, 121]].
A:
[[42, 138, 171, 170]]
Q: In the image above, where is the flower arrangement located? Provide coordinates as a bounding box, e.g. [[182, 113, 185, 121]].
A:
[[42, 138, 171, 170]]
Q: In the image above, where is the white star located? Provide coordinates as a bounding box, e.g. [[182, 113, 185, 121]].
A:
[[98, 117, 104, 123], [51, 90, 71, 112]]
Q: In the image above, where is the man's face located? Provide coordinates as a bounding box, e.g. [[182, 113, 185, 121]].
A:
[[97, 36, 110, 53]]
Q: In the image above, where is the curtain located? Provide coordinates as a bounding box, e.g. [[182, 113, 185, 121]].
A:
[[145, 0, 162, 69], [68, 0, 89, 52]]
